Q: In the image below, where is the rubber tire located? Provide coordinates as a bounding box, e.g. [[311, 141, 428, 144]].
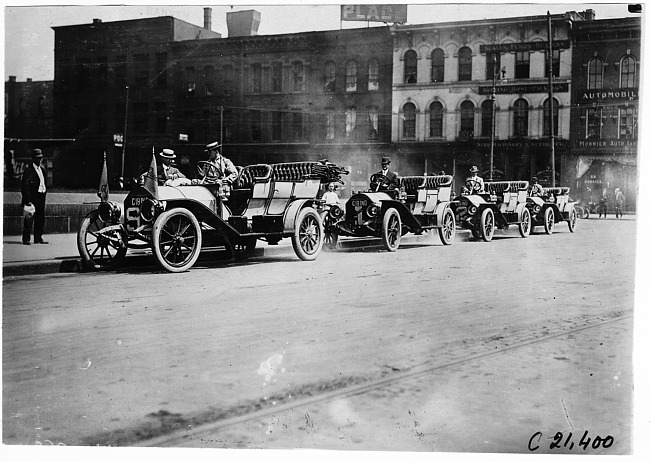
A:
[[438, 208, 456, 245], [292, 207, 323, 261], [381, 208, 402, 251], [77, 210, 127, 270], [152, 208, 202, 272], [567, 208, 577, 233], [518, 207, 531, 238], [543, 207, 555, 235], [480, 208, 495, 242], [584, 208, 590, 219]]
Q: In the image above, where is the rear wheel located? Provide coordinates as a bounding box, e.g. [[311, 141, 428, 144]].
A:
[[567, 208, 577, 233], [438, 208, 456, 245], [77, 210, 127, 270], [543, 207, 555, 235], [152, 208, 202, 272], [518, 207, 531, 238], [292, 207, 323, 261], [480, 208, 495, 242], [381, 208, 402, 251]]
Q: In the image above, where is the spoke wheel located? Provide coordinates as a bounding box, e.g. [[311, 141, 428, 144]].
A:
[[292, 207, 323, 261], [568, 208, 577, 233], [480, 208, 495, 242], [438, 208, 456, 245], [77, 210, 127, 270], [543, 207, 555, 235], [518, 207, 531, 238], [381, 208, 402, 251], [152, 208, 202, 272]]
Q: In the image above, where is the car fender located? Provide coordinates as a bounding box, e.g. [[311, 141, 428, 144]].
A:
[[165, 198, 239, 239], [543, 203, 562, 222], [283, 199, 318, 233], [478, 202, 509, 228], [380, 199, 421, 231], [515, 202, 527, 218], [432, 202, 453, 226]]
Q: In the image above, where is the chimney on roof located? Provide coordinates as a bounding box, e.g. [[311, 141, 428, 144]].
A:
[[584, 9, 595, 20], [9, 76, 16, 82], [227, 10, 261, 37], [204, 7, 212, 30], [93, 18, 102, 25], [27, 78, 32, 83]]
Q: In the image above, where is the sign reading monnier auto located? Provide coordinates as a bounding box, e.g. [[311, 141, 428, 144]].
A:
[[341, 4, 407, 23]]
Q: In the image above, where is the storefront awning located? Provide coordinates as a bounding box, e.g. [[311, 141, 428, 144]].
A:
[[576, 154, 637, 179]]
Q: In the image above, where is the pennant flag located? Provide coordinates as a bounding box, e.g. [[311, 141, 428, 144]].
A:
[[97, 152, 109, 202], [143, 153, 159, 199]]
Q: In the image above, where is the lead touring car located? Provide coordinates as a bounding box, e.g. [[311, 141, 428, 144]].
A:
[[77, 158, 348, 272]]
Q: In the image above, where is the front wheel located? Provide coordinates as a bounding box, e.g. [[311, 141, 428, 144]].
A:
[[438, 208, 456, 245], [292, 207, 323, 261], [575, 205, 585, 219], [77, 210, 127, 270], [480, 208, 495, 242], [567, 208, 577, 233], [152, 208, 202, 272], [543, 207, 555, 235], [381, 208, 402, 251], [518, 207, 531, 238]]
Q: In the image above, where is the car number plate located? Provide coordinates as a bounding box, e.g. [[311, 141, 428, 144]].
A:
[[351, 199, 367, 208]]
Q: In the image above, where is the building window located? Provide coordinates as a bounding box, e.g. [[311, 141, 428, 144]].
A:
[[481, 100, 493, 137], [114, 55, 126, 88], [586, 107, 603, 139], [431, 48, 445, 83], [291, 111, 303, 140], [458, 47, 472, 81], [325, 111, 335, 140], [155, 102, 167, 134], [620, 56, 637, 88], [324, 61, 336, 92], [545, 49, 560, 78], [513, 98, 528, 137], [251, 110, 262, 141], [345, 107, 357, 137], [404, 50, 417, 83], [292, 61, 304, 92], [588, 58, 604, 90], [485, 52, 501, 80], [133, 102, 148, 133], [156, 53, 168, 88], [205, 82, 214, 96], [77, 58, 90, 89], [271, 111, 282, 141], [403, 102, 416, 138], [345, 60, 357, 92], [134, 54, 149, 88], [251, 64, 262, 93], [459, 100, 474, 137], [222, 65, 234, 95], [368, 106, 379, 140], [185, 67, 196, 97], [97, 56, 109, 88], [271, 62, 282, 93], [368, 58, 380, 91], [204, 66, 214, 96], [543, 98, 559, 137], [515, 51, 530, 79], [429, 101, 443, 137], [619, 106, 637, 138]]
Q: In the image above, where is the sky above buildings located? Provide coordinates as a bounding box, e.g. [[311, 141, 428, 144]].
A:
[[3, 2, 640, 81]]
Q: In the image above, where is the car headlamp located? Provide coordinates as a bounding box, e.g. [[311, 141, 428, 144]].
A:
[[98, 201, 121, 223], [367, 204, 380, 218], [141, 199, 164, 222], [533, 205, 541, 213], [329, 204, 344, 219], [468, 205, 478, 215]]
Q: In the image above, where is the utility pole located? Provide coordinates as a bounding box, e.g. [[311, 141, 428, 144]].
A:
[[219, 106, 224, 152], [120, 86, 129, 186], [547, 12, 556, 187], [489, 54, 505, 181]]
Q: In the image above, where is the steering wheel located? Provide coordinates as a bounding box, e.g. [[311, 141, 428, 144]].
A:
[[196, 161, 219, 184], [465, 179, 482, 194], [370, 173, 391, 192]]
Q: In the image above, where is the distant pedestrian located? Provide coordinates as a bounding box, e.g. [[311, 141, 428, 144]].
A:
[[614, 188, 625, 218], [598, 188, 608, 219], [21, 148, 48, 245]]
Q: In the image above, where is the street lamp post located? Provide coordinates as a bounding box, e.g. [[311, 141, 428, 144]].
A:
[[489, 57, 506, 181]]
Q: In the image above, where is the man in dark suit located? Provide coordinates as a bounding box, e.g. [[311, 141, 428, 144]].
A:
[[372, 156, 399, 190], [156, 148, 186, 185], [21, 148, 48, 245]]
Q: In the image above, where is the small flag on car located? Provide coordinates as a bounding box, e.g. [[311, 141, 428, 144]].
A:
[[97, 151, 109, 202], [143, 153, 159, 199]]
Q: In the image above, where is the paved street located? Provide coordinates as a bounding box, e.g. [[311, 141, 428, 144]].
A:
[[2, 218, 638, 453]]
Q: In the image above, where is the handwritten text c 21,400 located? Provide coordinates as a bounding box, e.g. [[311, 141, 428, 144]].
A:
[[528, 430, 614, 452]]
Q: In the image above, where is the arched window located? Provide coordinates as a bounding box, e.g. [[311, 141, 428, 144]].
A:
[[292, 61, 304, 91], [513, 98, 528, 138], [543, 98, 559, 137], [346, 60, 357, 92], [460, 100, 474, 137], [324, 61, 336, 92], [204, 66, 214, 96], [588, 58, 604, 90], [345, 106, 357, 137], [368, 58, 380, 91], [481, 100, 493, 137], [431, 49, 444, 82], [404, 50, 417, 84], [222, 65, 234, 94], [368, 106, 379, 139], [458, 47, 472, 81], [403, 102, 416, 138], [429, 101, 443, 137], [620, 56, 637, 88], [272, 62, 283, 92], [185, 66, 196, 97]]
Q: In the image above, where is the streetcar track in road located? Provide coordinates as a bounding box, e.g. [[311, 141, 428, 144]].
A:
[[121, 312, 633, 448]]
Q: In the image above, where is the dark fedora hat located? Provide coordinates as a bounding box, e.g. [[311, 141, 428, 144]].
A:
[[32, 148, 43, 158], [381, 156, 391, 165]]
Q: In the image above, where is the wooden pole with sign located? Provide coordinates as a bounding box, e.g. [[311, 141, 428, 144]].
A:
[[120, 86, 129, 186], [547, 12, 556, 187]]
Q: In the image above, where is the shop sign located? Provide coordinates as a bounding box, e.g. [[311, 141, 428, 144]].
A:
[[480, 40, 570, 53], [478, 83, 568, 95], [575, 139, 637, 149], [579, 89, 638, 102], [341, 4, 407, 23], [475, 139, 569, 149]]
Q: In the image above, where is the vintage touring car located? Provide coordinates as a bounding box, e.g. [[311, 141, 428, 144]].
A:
[[326, 173, 456, 251], [526, 186, 577, 234], [77, 159, 348, 272], [451, 180, 531, 242]]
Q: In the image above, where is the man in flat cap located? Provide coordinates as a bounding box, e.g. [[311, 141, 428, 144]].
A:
[[157, 148, 186, 186], [21, 148, 48, 244], [371, 156, 399, 191]]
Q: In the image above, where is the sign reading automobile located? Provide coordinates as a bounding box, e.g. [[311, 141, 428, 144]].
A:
[[341, 4, 407, 23]]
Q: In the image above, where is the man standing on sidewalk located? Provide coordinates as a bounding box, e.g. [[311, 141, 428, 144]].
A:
[[21, 148, 49, 245]]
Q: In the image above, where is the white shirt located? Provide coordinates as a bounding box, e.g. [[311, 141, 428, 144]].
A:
[[34, 163, 46, 193]]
